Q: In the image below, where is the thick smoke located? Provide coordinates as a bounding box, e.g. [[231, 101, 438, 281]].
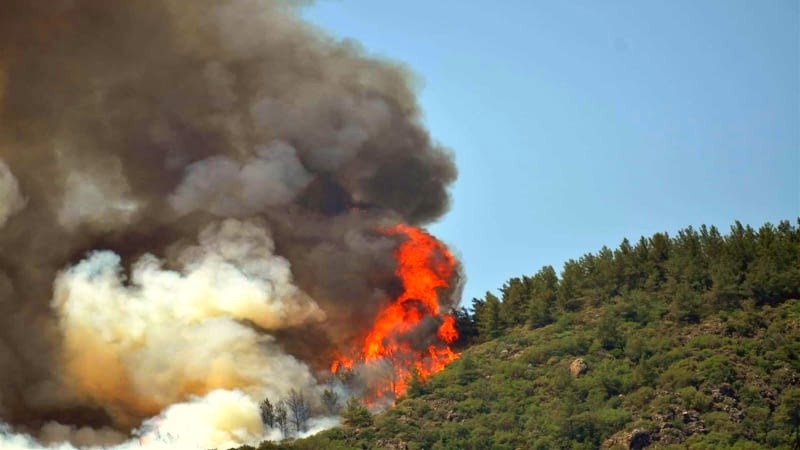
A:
[[53, 219, 321, 427], [2, 390, 267, 449], [0, 161, 26, 228], [0, 0, 457, 447]]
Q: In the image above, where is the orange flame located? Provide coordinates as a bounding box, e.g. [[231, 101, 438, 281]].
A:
[[331, 224, 459, 402]]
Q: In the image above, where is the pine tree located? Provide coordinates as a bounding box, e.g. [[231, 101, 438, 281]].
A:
[[342, 397, 372, 427], [477, 292, 502, 339], [558, 260, 585, 311], [597, 309, 624, 350], [275, 401, 289, 436], [457, 354, 479, 385], [499, 277, 530, 327], [406, 367, 425, 397], [528, 265, 558, 328], [260, 397, 275, 428], [745, 221, 800, 304], [670, 281, 702, 324], [453, 306, 479, 345], [321, 388, 341, 415], [285, 389, 310, 434]]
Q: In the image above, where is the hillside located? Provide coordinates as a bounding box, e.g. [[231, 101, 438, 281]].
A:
[[237, 220, 800, 449]]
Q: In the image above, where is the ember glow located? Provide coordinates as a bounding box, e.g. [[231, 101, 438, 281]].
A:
[[332, 224, 460, 402]]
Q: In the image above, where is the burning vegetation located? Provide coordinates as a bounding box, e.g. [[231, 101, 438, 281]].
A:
[[0, 0, 459, 448], [331, 224, 460, 403]]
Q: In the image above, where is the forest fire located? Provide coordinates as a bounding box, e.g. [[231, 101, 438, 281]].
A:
[[0, 1, 461, 447], [332, 224, 460, 402]]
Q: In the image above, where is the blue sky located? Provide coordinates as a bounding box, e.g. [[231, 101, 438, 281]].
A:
[[302, 1, 799, 304]]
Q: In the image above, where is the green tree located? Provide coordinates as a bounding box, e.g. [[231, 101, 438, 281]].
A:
[[406, 367, 426, 397], [614, 237, 643, 291], [597, 309, 624, 351], [500, 277, 530, 327], [456, 354, 479, 385], [580, 246, 618, 301], [632, 236, 653, 290], [558, 260, 585, 311], [707, 221, 756, 309], [528, 266, 558, 328], [670, 282, 703, 324], [644, 232, 671, 291], [477, 292, 502, 339], [665, 226, 710, 292], [342, 397, 372, 428], [745, 221, 800, 304]]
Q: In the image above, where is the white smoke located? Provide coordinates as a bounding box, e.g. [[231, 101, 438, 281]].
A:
[[0, 216, 344, 450], [57, 156, 141, 232], [136, 390, 265, 449], [1, 389, 273, 449], [0, 160, 26, 228], [38, 422, 127, 447], [170, 140, 313, 217], [52, 219, 324, 426], [299, 416, 341, 439], [1, 388, 341, 450]]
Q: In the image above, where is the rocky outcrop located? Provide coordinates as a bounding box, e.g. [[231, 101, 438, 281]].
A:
[[569, 358, 588, 377], [628, 429, 651, 450], [648, 405, 707, 446], [602, 428, 651, 449]]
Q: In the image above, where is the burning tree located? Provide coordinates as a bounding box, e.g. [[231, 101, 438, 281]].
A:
[[375, 344, 420, 401], [331, 225, 461, 403]]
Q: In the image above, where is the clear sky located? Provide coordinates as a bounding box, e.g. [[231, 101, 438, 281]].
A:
[[302, 0, 800, 304]]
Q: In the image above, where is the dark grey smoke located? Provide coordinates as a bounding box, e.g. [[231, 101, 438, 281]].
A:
[[0, 0, 456, 430]]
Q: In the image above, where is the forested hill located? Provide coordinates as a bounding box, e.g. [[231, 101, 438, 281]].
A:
[[238, 219, 800, 450]]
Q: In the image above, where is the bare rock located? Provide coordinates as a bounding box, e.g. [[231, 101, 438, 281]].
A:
[[569, 358, 588, 377]]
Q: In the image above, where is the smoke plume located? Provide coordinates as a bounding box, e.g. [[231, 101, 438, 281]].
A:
[[0, 0, 458, 447], [0, 161, 26, 228]]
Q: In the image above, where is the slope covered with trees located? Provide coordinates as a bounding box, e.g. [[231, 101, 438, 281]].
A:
[[236, 219, 800, 449]]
